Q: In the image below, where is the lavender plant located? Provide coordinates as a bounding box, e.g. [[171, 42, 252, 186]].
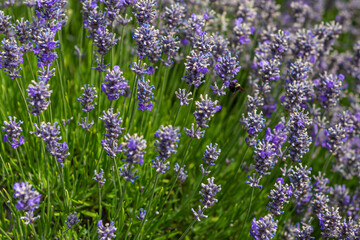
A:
[[2, 1, 360, 240]]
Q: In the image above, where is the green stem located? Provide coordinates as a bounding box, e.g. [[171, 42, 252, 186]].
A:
[[112, 158, 123, 219], [81, 112, 89, 167], [136, 173, 159, 240], [173, 85, 191, 126], [162, 136, 194, 211], [110, 161, 118, 219], [239, 188, 254, 238], [57, 162, 69, 213], [30, 224, 39, 240], [181, 166, 209, 209], [178, 219, 196, 240], [114, 180, 128, 221], [98, 187, 102, 219], [0, 226, 12, 240], [25, 54, 36, 81], [128, 74, 139, 133], [15, 78, 33, 127], [322, 154, 333, 173], [95, 149, 104, 170], [38, 116, 51, 225], [15, 149, 26, 180], [218, 146, 249, 202]]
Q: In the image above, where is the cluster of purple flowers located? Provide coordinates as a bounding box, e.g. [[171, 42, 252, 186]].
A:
[[174, 163, 188, 183], [102, 65, 129, 101], [152, 125, 180, 174], [191, 177, 221, 221], [286, 111, 313, 162], [65, 212, 80, 230], [32, 121, 70, 166], [77, 84, 97, 112], [97, 220, 116, 239], [175, 88, 193, 106], [119, 133, 147, 183], [314, 73, 344, 109], [185, 94, 221, 139], [77, 84, 97, 130], [0, 37, 23, 80], [100, 108, 125, 158], [13, 182, 41, 225], [182, 50, 210, 87], [93, 168, 106, 188], [250, 214, 278, 240], [281, 59, 312, 112], [214, 52, 241, 85], [81, 0, 121, 71], [241, 107, 265, 147], [137, 77, 155, 111], [4, 0, 360, 238], [2, 116, 25, 149], [26, 80, 52, 116], [267, 178, 292, 216]]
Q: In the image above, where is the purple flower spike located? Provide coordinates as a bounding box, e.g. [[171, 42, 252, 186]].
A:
[[136, 208, 147, 221], [27, 80, 52, 116], [0, 37, 23, 80], [65, 212, 80, 229], [137, 77, 155, 111], [182, 50, 210, 87], [250, 214, 278, 240], [102, 66, 129, 101], [93, 169, 106, 187], [121, 133, 147, 165], [77, 84, 97, 112], [193, 94, 220, 128], [97, 220, 116, 239], [99, 108, 125, 140], [203, 143, 221, 167], [2, 116, 25, 149], [214, 51, 241, 85], [175, 88, 193, 106], [13, 182, 41, 225]]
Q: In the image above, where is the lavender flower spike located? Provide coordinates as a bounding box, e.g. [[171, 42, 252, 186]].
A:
[[203, 143, 221, 167], [2, 116, 25, 149], [175, 88, 193, 106], [13, 182, 41, 225], [65, 212, 80, 229], [191, 177, 221, 222], [214, 51, 241, 86], [27, 80, 52, 116], [183, 50, 210, 87], [152, 125, 180, 174], [194, 94, 221, 128], [137, 77, 155, 111], [200, 177, 221, 209], [77, 84, 97, 112], [97, 220, 116, 239], [267, 178, 292, 215], [94, 169, 106, 187], [0, 37, 23, 80], [99, 108, 125, 140], [154, 125, 180, 160], [191, 205, 208, 221], [102, 66, 129, 101], [121, 133, 147, 165], [174, 163, 188, 183], [133, 0, 157, 25], [136, 208, 147, 221], [250, 214, 278, 240]]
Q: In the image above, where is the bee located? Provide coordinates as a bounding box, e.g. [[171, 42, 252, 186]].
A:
[[229, 81, 246, 97]]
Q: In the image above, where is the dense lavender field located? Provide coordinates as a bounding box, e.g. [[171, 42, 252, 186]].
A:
[[1, 0, 360, 239]]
